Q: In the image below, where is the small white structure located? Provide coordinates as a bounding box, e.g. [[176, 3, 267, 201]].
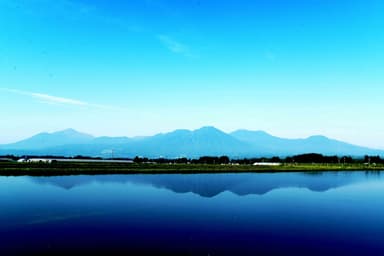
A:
[[17, 158, 27, 163], [253, 162, 281, 166]]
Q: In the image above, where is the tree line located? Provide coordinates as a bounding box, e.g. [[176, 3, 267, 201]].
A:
[[133, 154, 384, 165], [2, 154, 384, 165]]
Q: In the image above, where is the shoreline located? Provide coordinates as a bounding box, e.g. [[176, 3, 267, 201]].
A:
[[0, 162, 383, 176]]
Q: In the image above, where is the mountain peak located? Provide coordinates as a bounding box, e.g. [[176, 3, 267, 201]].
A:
[[306, 135, 330, 141], [231, 129, 272, 136], [55, 128, 80, 135], [61, 128, 78, 133], [194, 126, 223, 133], [53, 128, 94, 139]]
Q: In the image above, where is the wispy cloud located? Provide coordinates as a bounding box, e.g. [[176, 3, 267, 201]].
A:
[[32, 92, 87, 106], [0, 88, 126, 111], [4, 0, 198, 57], [1, 88, 87, 106], [157, 35, 196, 58]]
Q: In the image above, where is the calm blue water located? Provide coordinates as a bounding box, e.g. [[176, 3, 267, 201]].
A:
[[1, 172, 384, 255]]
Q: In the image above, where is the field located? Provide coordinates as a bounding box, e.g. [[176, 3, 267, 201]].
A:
[[0, 161, 383, 176]]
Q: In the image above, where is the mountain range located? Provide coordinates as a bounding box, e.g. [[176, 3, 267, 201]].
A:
[[0, 127, 383, 158]]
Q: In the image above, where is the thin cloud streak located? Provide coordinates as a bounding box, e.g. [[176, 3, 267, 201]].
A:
[[157, 35, 196, 58], [0, 88, 127, 111], [31, 92, 87, 106]]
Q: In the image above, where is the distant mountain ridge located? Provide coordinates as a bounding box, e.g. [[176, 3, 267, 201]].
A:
[[4, 129, 94, 150], [0, 127, 383, 158]]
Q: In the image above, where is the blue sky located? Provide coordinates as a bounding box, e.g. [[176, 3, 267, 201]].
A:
[[1, 0, 383, 148]]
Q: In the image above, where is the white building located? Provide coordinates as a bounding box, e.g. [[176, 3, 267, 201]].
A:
[[253, 162, 281, 166]]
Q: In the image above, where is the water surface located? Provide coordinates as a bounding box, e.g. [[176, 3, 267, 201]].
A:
[[1, 172, 384, 255]]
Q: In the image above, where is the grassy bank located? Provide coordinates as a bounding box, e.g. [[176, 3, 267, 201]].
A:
[[0, 161, 383, 176]]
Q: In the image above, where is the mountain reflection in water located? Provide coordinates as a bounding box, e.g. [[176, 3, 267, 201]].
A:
[[29, 172, 380, 197]]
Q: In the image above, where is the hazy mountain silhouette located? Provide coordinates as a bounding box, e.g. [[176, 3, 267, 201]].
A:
[[231, 129, 383, 156], [134, 126, 249, 158], [3, 129, 94, 150], [1, 127, 383, 157]]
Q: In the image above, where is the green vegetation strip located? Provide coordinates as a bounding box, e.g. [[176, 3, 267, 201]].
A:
[[0, 162, 383, 176]]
